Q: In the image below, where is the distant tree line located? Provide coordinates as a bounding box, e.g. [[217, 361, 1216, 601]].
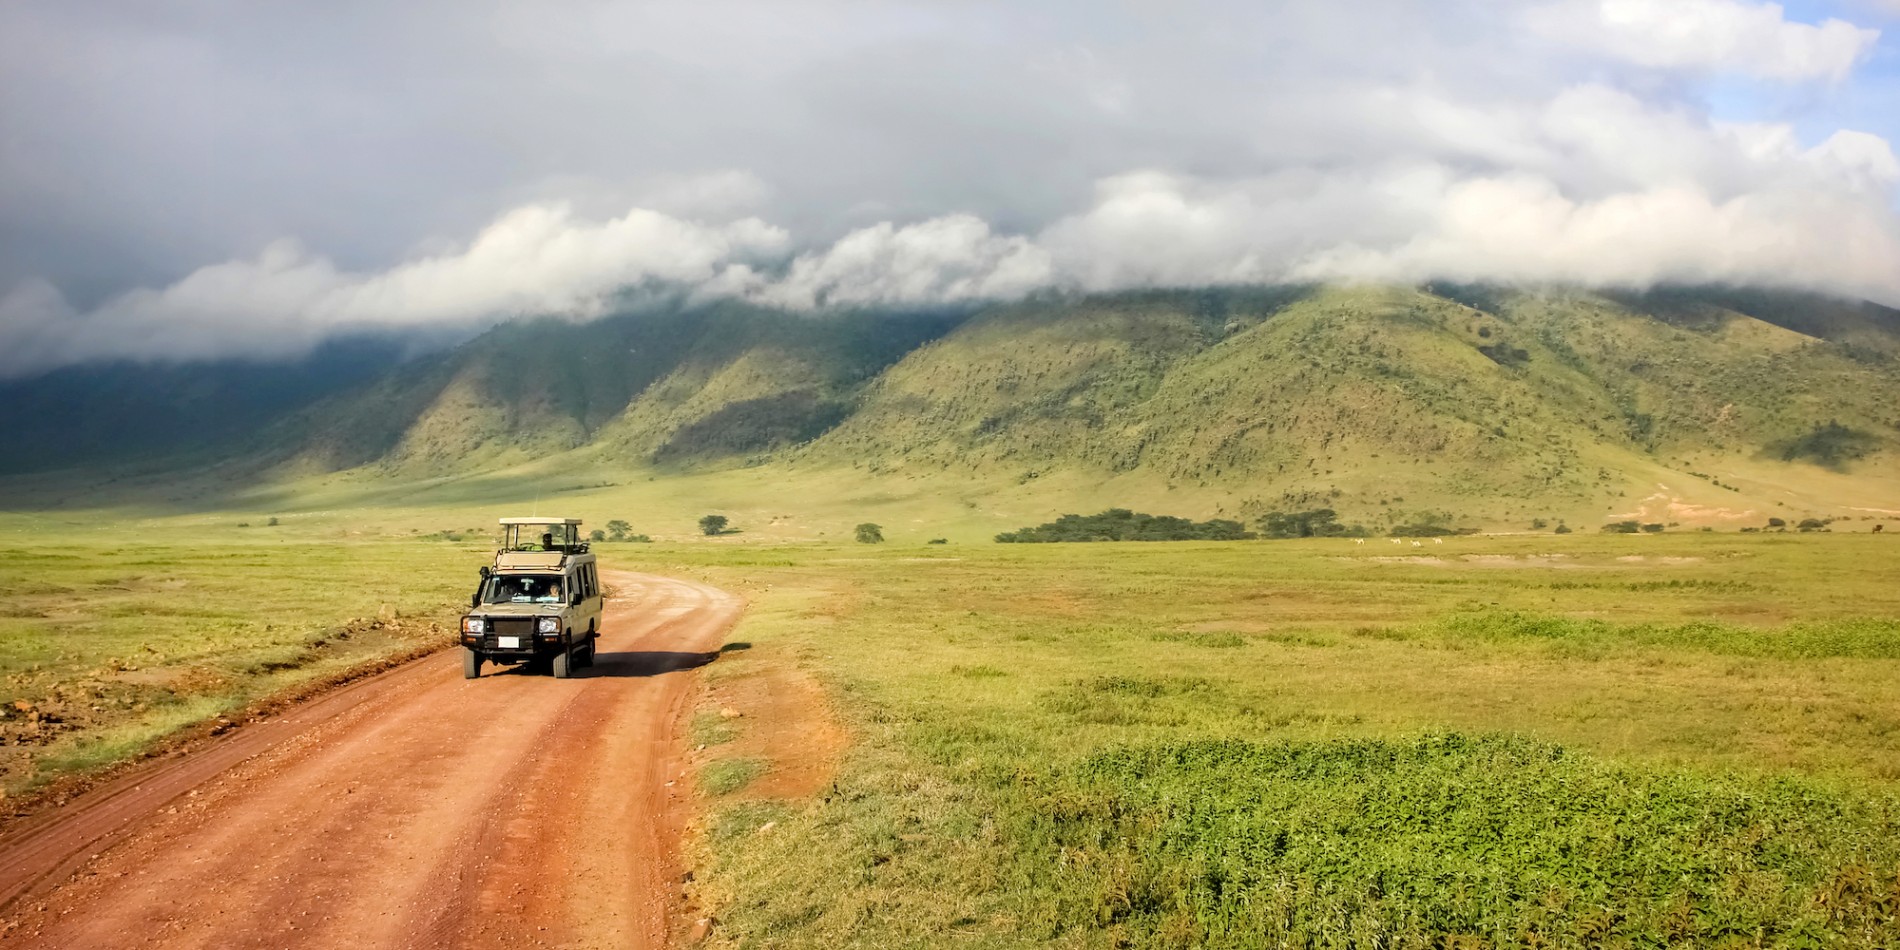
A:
[[991, 507, 1496, 543], [996, 509, 1254, 543], [1602, 521, 1664, 534], [588, 520, 652, 543], [1257, 509, 1367, 539]]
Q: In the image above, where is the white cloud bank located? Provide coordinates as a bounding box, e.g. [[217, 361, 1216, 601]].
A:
[[8, 105, 1895, 377], [1526, 0, 1880, 80], [0, 206, 786, 371], [3, 2, 1897, 376]]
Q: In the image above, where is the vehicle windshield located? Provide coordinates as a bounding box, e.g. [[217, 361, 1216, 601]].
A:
[[481, 574, 565, 604]]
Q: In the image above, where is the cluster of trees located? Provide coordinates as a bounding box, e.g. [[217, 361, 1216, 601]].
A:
[[1602, 521, 1665, 534], [1745, 517, 1834, 533], [996, 509, 1253, 543], [588, 519, 652, 543], [1257, 509, 1367, 539]]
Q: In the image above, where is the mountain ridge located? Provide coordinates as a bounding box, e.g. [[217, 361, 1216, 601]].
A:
[[11, 283, 1899, 530]]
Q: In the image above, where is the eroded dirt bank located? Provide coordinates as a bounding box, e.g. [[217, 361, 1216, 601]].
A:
[[0, 570, 743, 949]]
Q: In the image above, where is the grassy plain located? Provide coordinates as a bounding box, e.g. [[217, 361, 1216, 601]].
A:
[[5, 507, 1900, 946], [0, 522, 482, 798], [618, 534, 1900, 948]]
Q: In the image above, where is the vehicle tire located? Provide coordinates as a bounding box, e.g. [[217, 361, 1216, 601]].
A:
[[580, 643, 596, 668], [551, 645, 572, 679], [463, 647, 482, 680]]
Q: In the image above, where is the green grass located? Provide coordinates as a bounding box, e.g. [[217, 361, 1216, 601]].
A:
[[0, 531, 479, 796], [693, 711, 740, 748], [598, 533, 1900, 948], [1044, 735, 1900, 947], [4, 506, 1900, 946], [702, 757, 768, 796]]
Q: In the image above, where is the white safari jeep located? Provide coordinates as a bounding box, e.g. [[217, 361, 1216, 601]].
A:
[[460, 518, 604, 679]]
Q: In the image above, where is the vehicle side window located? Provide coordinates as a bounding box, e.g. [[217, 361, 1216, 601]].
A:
[[586, 565, 598, 599]]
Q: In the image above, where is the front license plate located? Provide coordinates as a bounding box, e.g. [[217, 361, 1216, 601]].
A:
[[496, 636, 520, 648]]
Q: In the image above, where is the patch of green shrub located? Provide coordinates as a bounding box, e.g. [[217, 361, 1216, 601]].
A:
[[700, 757, 767, 796], [1258, 508, 1367, 539], [1033, 734, 1900, 947], [996, 509, 1254, 543]]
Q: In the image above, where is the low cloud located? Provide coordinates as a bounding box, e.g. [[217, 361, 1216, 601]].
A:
[[744, 215, 1053, 310], [8, 103, 1895, 377], [0, 206, 785, 372], [3, 2, 1898, 376]]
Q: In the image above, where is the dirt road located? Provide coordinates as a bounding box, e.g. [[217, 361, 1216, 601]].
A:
[[0, 570, 743, 949]]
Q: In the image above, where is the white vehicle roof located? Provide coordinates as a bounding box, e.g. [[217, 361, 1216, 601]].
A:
[[498, 517, 583, 526]]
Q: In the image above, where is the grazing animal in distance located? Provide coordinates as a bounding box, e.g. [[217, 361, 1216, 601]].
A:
[[1412, 540, 1423, 547], [1354, 538, 1365, 545], [1433, 538, 1444, 545]]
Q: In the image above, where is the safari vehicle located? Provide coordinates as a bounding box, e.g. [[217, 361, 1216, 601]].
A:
[[460, 518, 604, 680]]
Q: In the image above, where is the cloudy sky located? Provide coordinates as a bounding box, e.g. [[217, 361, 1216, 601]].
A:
[[3, 0, 1899, 373]]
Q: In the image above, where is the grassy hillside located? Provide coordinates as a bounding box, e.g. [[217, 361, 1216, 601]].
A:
[[257, 303, 960, 478], [2, 284, 1895, 531], [0, 336, 411, 475], [794, 285, 1900, 528]]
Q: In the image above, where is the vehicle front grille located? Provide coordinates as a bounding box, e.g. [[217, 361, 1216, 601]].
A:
[[490, 618, 536, 638], [483, 617, 538, 651]]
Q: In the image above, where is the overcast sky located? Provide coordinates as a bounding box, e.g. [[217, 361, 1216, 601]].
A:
[[3, 0, 1899, 373]]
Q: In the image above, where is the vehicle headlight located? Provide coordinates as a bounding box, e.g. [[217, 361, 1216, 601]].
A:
[[462, 617, 485, 634], [537, 617, 559, 634]]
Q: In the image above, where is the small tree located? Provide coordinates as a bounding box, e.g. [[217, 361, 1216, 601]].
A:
[[605, 519, 631, 541], [699, 514, 729, 536], [855, 523, 884, 544], [589, 529, 606, 542]]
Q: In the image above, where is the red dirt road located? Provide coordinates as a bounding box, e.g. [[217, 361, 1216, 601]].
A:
[[0, 570, 743, 949]]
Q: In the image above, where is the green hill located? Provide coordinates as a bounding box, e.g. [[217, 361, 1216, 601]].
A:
[[786, 285, 1899, 527], [5, 284, 1897, 533], [257, 302, 960, 478]]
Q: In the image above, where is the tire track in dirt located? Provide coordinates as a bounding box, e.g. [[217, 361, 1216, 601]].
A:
[[0, 570, 742, 949]]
